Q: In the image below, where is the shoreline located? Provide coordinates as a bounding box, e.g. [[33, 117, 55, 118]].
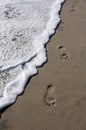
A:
[[0, 0, 64, 111]]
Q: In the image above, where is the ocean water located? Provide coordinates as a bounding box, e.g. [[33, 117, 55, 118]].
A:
[[0, 0, 64, 110]]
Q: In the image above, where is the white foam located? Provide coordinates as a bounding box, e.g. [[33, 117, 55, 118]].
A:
[[0, 0, 65, 110]]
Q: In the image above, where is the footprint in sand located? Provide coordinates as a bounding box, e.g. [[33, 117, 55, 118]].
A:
[[44, 85, 56, 106], [58, 21, 65, 32], [70, 5, 76, 12], [60, 53, 69, 59], [57, 45, 65, 51], [57, 45, 70, 60]]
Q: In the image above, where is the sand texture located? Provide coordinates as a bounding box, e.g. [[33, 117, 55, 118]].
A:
[[0, 0, 86, 130]]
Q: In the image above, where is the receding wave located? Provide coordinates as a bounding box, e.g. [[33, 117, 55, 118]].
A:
[[0, 0, 65, 110]]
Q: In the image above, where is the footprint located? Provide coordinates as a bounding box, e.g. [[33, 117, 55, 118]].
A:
[[57, 45, 70, 60], [60, 53, 69, 59], [58, 21, 65, 32], [58, 45, 64, 49], [57, 45, 65, 51], [70, 5, 76, 12], [44, 85, 56, 106]]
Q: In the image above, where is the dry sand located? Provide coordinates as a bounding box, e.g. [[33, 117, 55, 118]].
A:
[[0, 0, 86, 130]]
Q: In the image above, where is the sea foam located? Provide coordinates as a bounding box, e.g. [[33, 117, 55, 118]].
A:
[[0, 0, 65, 110]]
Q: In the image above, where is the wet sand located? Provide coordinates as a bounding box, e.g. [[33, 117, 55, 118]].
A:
[[0, 0, 86, 130]]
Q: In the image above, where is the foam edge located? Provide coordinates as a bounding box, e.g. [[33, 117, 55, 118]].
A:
[[0, 0, 65, 110]]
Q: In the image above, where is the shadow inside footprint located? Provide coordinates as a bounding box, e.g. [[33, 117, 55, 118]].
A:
[[60, 53, 69, 59], [58, 21, 65, 32], [44, 85, 56, 106], [57, 45, 65, 51], [70, 5, 76, 12], [58, 45, 64, 49]]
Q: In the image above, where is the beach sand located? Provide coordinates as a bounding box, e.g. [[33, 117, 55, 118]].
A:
[[0, 0, 86, 130]]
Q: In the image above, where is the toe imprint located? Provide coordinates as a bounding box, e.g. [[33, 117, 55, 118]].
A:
[[58, 45, 64, 49], [58, 21, 65, 32], [44, 85, 56, 106], [57, 45, 65, 51], [70, 5, 76, 12], [60, 53, 69, 59]]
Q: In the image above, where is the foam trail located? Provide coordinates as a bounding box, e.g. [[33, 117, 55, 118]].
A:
[[0, 0, 65, 110]]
